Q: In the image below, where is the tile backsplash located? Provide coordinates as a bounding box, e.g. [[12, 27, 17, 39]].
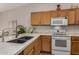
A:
[[33, 26, 51, 33], [67, 25, 79, 33], [33, 25, 79, 33]]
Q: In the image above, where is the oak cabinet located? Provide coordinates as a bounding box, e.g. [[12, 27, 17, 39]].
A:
[[23, 42, 34, 55], [20, 35, 51, 55], [31, 12, 40, 25], [40, 12, 51, 25], [71, 37, 79, 55], [31, 11, 51, 25], [31, 9, 76, 25], [50, 9, 75, 25], [67, 10, 75, 25], [58, 9, 75, 25], [23, 37, 41, 55], [40, 35, 51, 53], [34, 37, 41, 55], [75, 8, 79, 24], [50, 11, 58, 18]]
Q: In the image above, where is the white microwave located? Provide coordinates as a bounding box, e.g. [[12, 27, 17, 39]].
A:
[[51, 17, 68, 26]]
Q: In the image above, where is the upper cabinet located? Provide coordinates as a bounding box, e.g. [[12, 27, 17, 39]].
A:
[[40, 11, 51, 25], [58, 9, 75, 25], [31, 12, 40, 25], [67, 9, 75, 25], [50, 9, 75, 25], [50, 11, 58, 18], [75, 8, 79, 24], [31, 11, 51, 26], [31, 8, 78, 26]]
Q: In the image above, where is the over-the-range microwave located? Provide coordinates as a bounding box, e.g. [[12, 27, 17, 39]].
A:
[[51, 17, 68, 26]]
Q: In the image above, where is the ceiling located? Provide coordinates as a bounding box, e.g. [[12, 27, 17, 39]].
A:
[[0, 3, 27, 12]]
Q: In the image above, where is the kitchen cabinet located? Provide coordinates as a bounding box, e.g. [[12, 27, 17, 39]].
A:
[[23, 37, 41, 55], [23, 42, 34, 55], [31, 9, 76, 25], [50, 11, 58, 18], [40, 11, 51, 25], [58, 9, 75, 25], [23, 35, 51, 55], [31, 12, 40, 25], [71, 36, 79, 55], [40, 35, 51, 53], [75, 8, 79, 24], [34, 37, 41, 55], [31, 11, 51, 25], [67, 9, 75, 25]]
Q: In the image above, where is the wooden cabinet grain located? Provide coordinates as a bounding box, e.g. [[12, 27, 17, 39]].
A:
[[40, 35, 51, 53], [31, 12, 40, 25], [58, 9, 75, 25], [40, 12, 51, 25], [50, 11, 57, 18], [23, 37, 41, 55], [75, 8, 79, 24], [31, 11, 51, 25], [34, 37, 41, 54], [23, 42, 34, 55], [71, 37, 79, 55], [20, 35, 51, 55], [31, 9, 76, 25]]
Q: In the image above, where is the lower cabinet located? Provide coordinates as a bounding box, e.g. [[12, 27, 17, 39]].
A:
[[34, 37, 41, 55], [23, 42, 35, 55], [40, 35, 51, 53], [20, 35, 51, 55], [71, 36, 79, 55], [23, 37, 41, 55]]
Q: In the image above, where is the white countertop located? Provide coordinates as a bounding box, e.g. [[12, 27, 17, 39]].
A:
[[0, 33, 52, 55], [0, 32, 79, 55], [0, 34, 40, 55]]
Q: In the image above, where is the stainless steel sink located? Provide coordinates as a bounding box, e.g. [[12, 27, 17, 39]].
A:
[[7, 36, 33, 43]]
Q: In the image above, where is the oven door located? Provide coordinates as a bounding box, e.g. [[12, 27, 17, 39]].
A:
[[52, 37, 71, 51]]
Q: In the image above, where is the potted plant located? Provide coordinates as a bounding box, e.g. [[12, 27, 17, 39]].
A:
[[17, 25, 26, 35]]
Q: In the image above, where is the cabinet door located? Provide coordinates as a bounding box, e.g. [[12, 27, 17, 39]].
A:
[[68, 10, 75, 25], [40, 12, 51, 25], [41, 36, 51, 52], [28, 48, 34, 55], [75, 8, 79, 24], [23, 43, 34, 55], [71, 41, 79, 55], [58, 10, 75, 25], [50, 11, 57, 18], [71, 37, 79, 55], [31, 12, 40, 25], [34, 38, 41, 55]]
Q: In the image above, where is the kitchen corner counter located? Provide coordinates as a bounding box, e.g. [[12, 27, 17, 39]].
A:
[[1, 32, 79, 55], [0, 33, 52, 55], [0, 34, 40, 55]]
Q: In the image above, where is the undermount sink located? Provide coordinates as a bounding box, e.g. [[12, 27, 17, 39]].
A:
[[7, 36, 33, 43]]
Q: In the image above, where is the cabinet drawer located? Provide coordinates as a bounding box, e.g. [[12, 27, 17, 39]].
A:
[[72, 37, 79, 41], [40, 35, 51, 39]]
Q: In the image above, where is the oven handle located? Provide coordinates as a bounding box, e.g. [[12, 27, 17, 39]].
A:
[[52, 38, 71, 40]]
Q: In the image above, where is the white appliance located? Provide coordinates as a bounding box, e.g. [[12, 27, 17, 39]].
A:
[[51, 17, 68, 26], [52, 36, 71, 55], [51, 16, 71, 55]]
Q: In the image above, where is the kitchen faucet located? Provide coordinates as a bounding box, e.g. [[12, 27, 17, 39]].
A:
[[15, 20, 18, 38], [2, 30, 4, 42]]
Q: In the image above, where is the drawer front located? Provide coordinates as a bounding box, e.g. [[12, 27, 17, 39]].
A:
[[72, 37, 79, 41]]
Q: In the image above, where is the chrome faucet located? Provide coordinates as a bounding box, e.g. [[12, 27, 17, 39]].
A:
[[2, 30, 4, 42], [15, 20, 18, 38]]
